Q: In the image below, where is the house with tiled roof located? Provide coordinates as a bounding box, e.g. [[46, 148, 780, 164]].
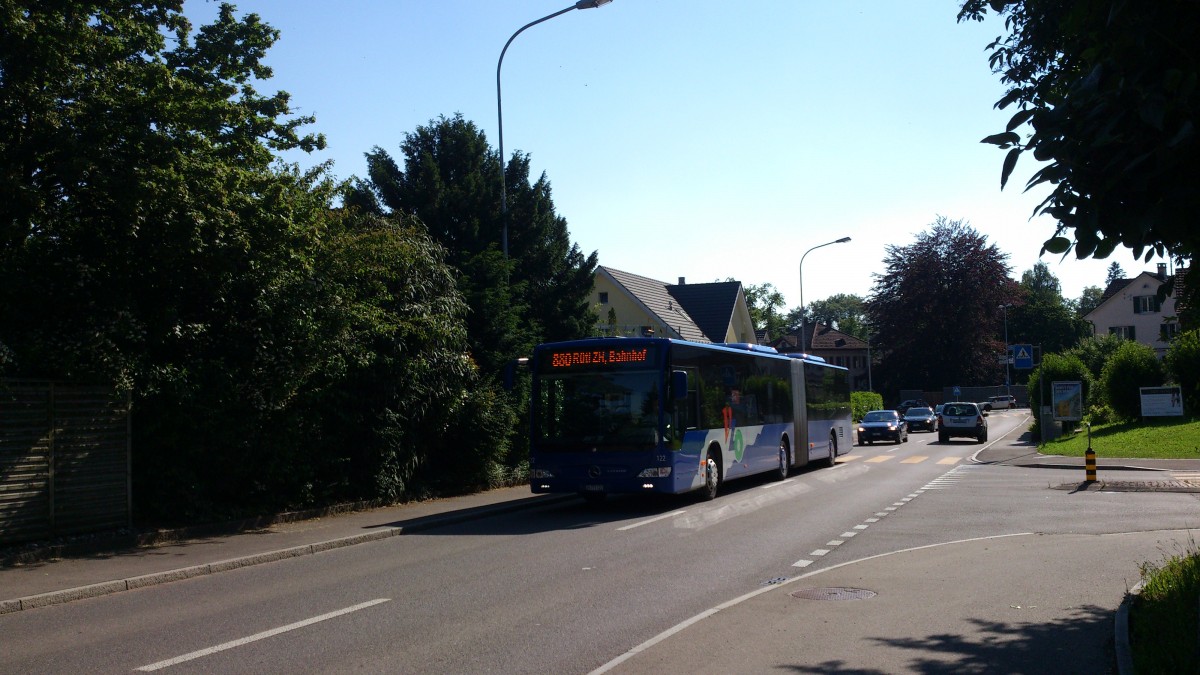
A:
[[590, 267, 757, 344], [771, 323, 872, 391], [1083, 263, 1187, 358]]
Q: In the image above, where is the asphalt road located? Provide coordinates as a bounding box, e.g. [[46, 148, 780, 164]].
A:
[[2, 410, 1198, 673]]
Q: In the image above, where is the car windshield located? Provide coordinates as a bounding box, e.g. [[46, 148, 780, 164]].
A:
[[863, 411, 895, 422], [943, 404, 975, 416], [906, 408, 933, 417]]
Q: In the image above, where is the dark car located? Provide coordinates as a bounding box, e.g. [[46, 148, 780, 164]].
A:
[[896, 399, 929, 416], [857, 409, 908, 445], [903, 406, 937, 432]]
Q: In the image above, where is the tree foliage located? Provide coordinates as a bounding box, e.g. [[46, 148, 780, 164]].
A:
[[744, 282, 788, 340], [1100, 340, 1164, 420], [1164, 329, 1200, 415], [1076, 285, 1104, 317], [1008, 262, 1089, 356], [1027, 352, 1091, 435], [808, 294, 869, 340], [867, 217, 1018, 395], [0, 2, 511, 522], [1105, 262, 1126, 286], [351, 114, 597, 377], [958, 1, 1197, 308]]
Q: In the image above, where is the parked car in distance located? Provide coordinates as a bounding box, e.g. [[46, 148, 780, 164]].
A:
[[938, 401, 988, 443], [895, 399, 929, 416], [903, 406, 937, 432], [858, 409, 908, 445], [988, 394, 1017, 410]]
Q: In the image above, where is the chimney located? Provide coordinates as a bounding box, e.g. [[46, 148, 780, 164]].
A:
[[1157, 263, 1167, 280], [678, 277, 685, 285]]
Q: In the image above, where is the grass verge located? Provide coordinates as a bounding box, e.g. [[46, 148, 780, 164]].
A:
[[1132, 540, 1200, 672], [1045, 418, 1200, 671], [1038, 417, 1200, 458]]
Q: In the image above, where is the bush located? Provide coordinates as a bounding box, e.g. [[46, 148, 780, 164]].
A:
[[1027, 353, 1092, 441], [1165, 329, 1200, 415], [1027, 353, 1092, 414], [1084, 403, 1118, 426], [1101, 340, 1165, 420], [852, 391, 884, 421]]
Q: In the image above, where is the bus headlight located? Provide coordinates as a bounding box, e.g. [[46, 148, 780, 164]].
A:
[[531, 469, 555, 479], [637, 467, 672, 478]]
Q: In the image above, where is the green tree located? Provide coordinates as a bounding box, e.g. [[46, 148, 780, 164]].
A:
[[1064, 333, 1125, 386], [958, 1, 1197, 311], [1105, 262, 1126, 286], [0, 2, 504, 521], [352, 114, 597, 376], [808, 294, 869, 340], [1008, 262, 1090, 356], [744, 282, 788, 340], [1164, 329, 1200, 415], [1077, 285, 1104, 317], [867, 217, 1018, 395], [1101, 340, 1165, 420]]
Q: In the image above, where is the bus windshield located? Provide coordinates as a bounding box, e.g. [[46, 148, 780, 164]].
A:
[[534, 370, 660, 451]]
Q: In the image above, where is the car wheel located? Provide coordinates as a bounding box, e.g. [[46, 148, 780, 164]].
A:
[[978, 431, 987, 443]]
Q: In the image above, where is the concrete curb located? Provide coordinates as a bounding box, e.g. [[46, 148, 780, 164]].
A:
[[1, 493, 573, 614], [1114, 581, 1142, 675]]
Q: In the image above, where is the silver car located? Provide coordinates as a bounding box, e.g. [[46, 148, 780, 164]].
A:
[[937, 402, 988, 443]]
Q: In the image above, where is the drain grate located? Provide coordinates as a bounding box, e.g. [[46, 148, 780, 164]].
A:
[[790, 587, 877, 601]]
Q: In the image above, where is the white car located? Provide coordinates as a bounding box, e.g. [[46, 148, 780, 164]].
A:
[[987, 394, 1017, 410]]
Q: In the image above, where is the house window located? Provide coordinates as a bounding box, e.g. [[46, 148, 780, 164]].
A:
[[1133, 295, 1160, 314], [1110, 326, 1136, 340], [1161, 322, 1181, 342], [599, 292, 609, 304]]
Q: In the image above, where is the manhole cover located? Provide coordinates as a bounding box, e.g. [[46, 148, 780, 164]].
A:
[[790, 587, 877, 601]]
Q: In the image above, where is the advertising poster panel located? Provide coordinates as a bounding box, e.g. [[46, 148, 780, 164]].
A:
[[1140, 386, 1184, 417], [1051, 381, 1083, 421]]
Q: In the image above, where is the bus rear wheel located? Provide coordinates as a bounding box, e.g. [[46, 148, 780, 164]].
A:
[[701, 450, 721, 501], [774, 440, 790, 481]]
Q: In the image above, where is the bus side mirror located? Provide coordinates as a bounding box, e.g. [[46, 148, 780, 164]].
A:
[[671, 370, 688, 399], [503, 357, 530, 391]]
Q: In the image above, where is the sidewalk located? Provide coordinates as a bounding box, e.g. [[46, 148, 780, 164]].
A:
[[0, 486, 571, 614]]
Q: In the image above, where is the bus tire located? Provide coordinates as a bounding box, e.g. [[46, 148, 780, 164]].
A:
[[701, 448, 722, 501], [774, 439, 790, 481], [825, 432, 839, 468]]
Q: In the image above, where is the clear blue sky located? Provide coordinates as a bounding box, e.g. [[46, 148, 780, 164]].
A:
[[184, 0, 1169, 310]]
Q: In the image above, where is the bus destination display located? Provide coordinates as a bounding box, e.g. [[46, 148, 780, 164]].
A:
[[546, 346, 653, 370]]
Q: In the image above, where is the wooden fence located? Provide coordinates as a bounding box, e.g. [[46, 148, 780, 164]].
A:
[[0, 380, 131, 545]]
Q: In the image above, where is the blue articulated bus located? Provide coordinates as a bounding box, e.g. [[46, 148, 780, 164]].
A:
[[527, 338, 852, 502]]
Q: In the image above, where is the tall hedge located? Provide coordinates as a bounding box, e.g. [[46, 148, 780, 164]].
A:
[[1164, 329, 1200, 415], [1101, 341, 1164, 420]]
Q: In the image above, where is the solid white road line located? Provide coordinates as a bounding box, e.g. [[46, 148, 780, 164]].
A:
[[135, 598, 391, 671]]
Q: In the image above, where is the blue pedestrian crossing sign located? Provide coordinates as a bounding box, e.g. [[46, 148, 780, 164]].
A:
[[1012, 344, 1034, 369]]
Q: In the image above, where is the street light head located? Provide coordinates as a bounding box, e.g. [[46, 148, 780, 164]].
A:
[[576, 0, 612, 8], [835, 237, 851, 243]]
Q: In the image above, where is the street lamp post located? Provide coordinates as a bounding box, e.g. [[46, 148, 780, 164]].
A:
[[999, 303, 1012, 393], [496, 0, 612, 257], [798, 237, 851, 353]]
